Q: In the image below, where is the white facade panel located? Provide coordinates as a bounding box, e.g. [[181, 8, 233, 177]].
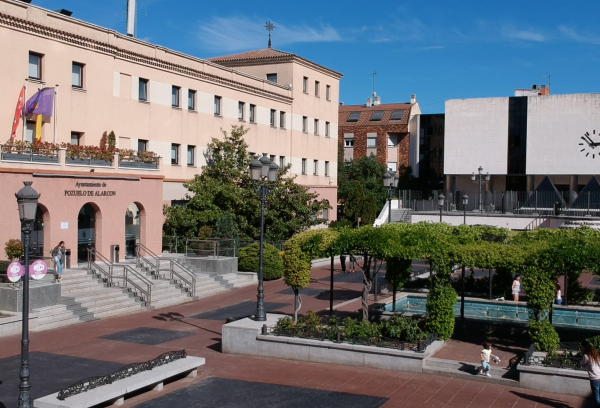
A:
[[444, 98, 509, 175], [526, 93, 600, 175], [113, 71, 120, 97], [148, 80, 171, 107]]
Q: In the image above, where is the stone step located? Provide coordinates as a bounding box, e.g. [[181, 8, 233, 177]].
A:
[[64, 296, 139, 312]]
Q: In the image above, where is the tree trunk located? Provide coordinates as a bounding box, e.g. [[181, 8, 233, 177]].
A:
[[293, 287, 302, 322], [360, 254, 373, 321]]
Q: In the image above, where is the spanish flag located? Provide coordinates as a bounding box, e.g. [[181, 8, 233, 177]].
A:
[[35, 114, 42, 141]]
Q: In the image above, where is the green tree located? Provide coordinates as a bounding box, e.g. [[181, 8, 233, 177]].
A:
[[337, 155, 388, 226], [163, 125, 329, 241]]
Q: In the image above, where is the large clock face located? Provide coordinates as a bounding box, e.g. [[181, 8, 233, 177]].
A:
[[580, 130, 600, 159]]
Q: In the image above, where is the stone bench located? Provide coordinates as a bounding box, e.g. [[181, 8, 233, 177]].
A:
[[34, 355, 205, 408]]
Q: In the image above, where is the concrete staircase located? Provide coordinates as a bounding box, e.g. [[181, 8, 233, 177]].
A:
[[390, 208, 412, 223], [423, 357, 520, 387]]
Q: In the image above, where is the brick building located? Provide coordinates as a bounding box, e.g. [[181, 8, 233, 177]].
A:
[[338, 95, 421, 173]]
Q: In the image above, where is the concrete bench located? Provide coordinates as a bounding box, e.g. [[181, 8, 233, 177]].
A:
[[34, 356, 205, 408]]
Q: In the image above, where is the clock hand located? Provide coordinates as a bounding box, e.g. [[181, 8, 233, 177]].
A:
[[582, 136, 593, 145]]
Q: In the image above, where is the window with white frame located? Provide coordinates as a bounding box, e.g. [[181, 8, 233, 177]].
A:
[[249, 104, 256, 123], [72, 62, 84, 88], [387, 162, 397, 172], [302, 116, 308, 132], [325, 122, 330, 137], [313, 160, 318, 175], [302, 158, 307, 175], [188, 90, 196, 110], [25, 121, 35, 143], [314, 119, 319, 135], [238, 101, 245, 120], [214, 96, 222, 116], [344, 137, 354, 147], [270, 109, 276, 127], [367, 136, 377, 147], [279, 156, 285, 168], [172, 86, 180, 107], [139, 78, 148, 101], [138, 139, 148, 152], [28, 52, 42, 80], [187, 145, 195, 166], [171, 144, 180, 165], [325, 161, 330, 176]]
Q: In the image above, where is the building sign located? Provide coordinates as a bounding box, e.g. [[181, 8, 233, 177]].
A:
[[30, 260, 48, 280], [61, 222, 68, 230], [65, 181, 116, 197], [7, 261, 24, 283]]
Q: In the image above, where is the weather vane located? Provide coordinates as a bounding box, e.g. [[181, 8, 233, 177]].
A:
[[265, 20, 275, 48]]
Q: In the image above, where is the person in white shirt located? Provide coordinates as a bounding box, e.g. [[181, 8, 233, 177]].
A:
[[479, 342, 499, 377], [581, 340, 600, 407], [511, 275, 521, 301], [555, 281, 562, 305]]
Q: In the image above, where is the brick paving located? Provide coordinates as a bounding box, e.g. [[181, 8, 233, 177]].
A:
[[0, 260, 594, 407]]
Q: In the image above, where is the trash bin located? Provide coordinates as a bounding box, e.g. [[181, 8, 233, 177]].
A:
[[110, 245, 120, 263], [64, 249, 71, 269], [554, 201, 560, 216]]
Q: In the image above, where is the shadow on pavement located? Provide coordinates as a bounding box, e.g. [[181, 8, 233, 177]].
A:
[[510, 391, 581, 408]]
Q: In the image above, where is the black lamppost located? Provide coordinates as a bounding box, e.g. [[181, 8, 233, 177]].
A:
[[462, 194, 469, 225], [15, 181, 40, 408], [383, 170, 399, 224], [438, 193, 445, 222], [249, 154, 278, 321], [471, 166, 490, 213]]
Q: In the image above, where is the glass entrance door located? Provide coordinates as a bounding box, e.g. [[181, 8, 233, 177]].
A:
[[78, 204, 96, 263]]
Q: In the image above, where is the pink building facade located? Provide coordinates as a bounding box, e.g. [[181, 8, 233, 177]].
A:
[[0, 0, 341, 264]]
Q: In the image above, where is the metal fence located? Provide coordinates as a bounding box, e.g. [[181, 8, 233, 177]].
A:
[[399, 190, 600, 216], [521, 342, 584, 370], [185, 239, 236, 258], [163, 237, 286, 256]]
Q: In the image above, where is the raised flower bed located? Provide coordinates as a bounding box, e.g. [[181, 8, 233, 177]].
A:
[[1, 141, 59, 163], [119, 149, 159, 169], [63, 143, 114, 166]]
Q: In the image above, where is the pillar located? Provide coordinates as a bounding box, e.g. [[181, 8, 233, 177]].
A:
[[569, 175, 578, 205]]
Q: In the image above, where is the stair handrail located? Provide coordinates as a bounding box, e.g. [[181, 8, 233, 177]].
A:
[[120, 264, 154, 307], [525, 214, 546, 231], [86, 247, 113, 286], [169, 259, 197, 297], [135, 243, 161, 274]]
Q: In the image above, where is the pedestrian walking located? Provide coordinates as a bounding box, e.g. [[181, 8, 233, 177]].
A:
[[512, 275, 522, 301], [51, 241, 65, 282], [581, 340, 600, 408], [349, 255, 356, 273], [555, 281, 562, 305], [479, 342, 500, 377]]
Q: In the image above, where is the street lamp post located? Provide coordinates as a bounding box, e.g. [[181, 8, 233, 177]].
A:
[[438, 193, 445, 223], [462, 194, 469, 225], [383, 171, 399, 224], [15, 181, 40, 408], [249, 154, 278, 321], [471, 166, 490, 213]]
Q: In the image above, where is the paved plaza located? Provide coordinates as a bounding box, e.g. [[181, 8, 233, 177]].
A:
[[0, 262, 595, 407]]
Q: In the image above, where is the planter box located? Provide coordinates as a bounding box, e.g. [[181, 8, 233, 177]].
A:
[[518, 363, 590, 397], [66, 158, 112, 166], [119, 161, 158, 169], [1, 152, 59, 163], [222, 314, 444, 373]]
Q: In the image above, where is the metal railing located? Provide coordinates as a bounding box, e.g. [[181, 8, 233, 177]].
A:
[[522, 342, 584, 370], [87, 247, 114, 287], [119, 264, 154, 307], [185, 239, 236, 258], [162, 236, 186, 254], [136, 242, 161, 276], [169, 259, 196, 297]]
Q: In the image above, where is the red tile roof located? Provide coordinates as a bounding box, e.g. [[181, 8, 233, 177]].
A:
[[338, 103, 413, 127]]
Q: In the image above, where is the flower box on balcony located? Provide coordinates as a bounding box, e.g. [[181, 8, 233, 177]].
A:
[[66, 157, 112, 166]]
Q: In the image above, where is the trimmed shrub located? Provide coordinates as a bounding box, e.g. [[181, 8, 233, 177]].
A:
[[424, 282, 457, 340], [529, 319, 560, 351], [238, 243, 283, 280], [4, 239, 23, 261]]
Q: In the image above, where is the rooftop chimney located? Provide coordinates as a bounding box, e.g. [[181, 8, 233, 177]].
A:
[[373, 96, 381, 106], [126, 0, 136, 37], [366, 97, 372, 107], [410, 94, 416, 104]]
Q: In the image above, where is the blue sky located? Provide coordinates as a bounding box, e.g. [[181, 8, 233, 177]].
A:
[[34, 0, 600, 113]]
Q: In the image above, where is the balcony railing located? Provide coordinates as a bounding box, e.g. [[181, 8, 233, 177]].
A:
[[1, 144, 59, 163]]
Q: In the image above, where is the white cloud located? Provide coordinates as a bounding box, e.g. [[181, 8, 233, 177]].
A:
[[501, 25, 545, 42], [559, 25, 600, 45], [419, 45, 444, 50], [197, 17, 340, 52]]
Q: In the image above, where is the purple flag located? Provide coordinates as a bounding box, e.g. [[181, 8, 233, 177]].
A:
[[24, 87, 54, 116]]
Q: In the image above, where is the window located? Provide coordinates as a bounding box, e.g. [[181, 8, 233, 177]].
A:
[[344, 137, 354, 147], [188, 90, 196, 110], [280, 111, 286, 128], [387, 162, 397, 172], [302, 116, 308, 132], [390, 110, 405, 121], [302, 158, 307, 175], [323, 205, 329, 220], [270, 154, 276, 163], [238, 102, 245, 120], [267, 73, 277, 83], [313, 160, 318, 175], [347, 112, 361, 122], [214, 96, 222, 116], [187, 145, 195, 166], [171, 144, 180, 165], [25, 121, 35, 143], [72, 62, 83, 88], [70, 132, 82, 145], [270, 109, 276, 127], [315, 81, 320, 96], [172, 86, 180, 107], [279, 156, 285, 168], [388, 135, 398, 147], [370, 111, 384, 121], [138, 139, 148, 152], [139, 78, 148, 101], [314, 119, 319, 135], [325, 161, 330, 176], [325, 122, 330, 137], [28, 52, 42, 80], [326, 85, 331, 100], [303, 77, 308, 93], [249, 104, 256, 123], [367, 136, 377, 147]]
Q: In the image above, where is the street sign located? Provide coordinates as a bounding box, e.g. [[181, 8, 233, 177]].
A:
[[7, 261, 24, 283], [29, 259, 48, 280]]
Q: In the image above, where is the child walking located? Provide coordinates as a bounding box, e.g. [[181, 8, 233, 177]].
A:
[[479, 342, 500, 377]]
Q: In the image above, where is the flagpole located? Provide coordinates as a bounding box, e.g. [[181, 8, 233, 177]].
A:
[[53, 85, 58, 144], [21, 79, 28, 142]]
